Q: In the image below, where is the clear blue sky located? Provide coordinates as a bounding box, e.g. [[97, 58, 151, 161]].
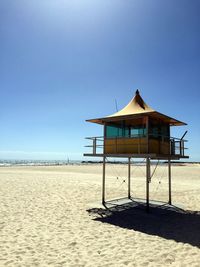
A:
[[0, 0, 200, 161]]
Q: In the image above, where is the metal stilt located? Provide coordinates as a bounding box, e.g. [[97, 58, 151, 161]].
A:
[[146, 157, 150, 212], [128, 157, 131, 199], [102, 156, 106, 204], [168, 159, 172, 205]]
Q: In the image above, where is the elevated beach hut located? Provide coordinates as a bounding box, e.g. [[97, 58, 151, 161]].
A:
[[84, 90, 188, 211]]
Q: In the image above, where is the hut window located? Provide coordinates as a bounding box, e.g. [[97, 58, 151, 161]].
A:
[[130, 126, 147, 137], [106, 125, 123, 138], [149, 124, 169, 139], [151, 127, 159, 138], [161, 125, 169, 138], [106, 125, 129, 138]]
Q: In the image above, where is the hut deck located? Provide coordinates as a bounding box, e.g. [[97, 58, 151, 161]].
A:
[[84, 153, 189, 160]]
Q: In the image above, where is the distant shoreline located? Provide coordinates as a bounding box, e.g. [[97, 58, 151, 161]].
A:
[[0, 159, 199, 167]]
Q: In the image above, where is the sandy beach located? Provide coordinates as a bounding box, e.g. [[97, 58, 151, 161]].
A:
[[0, 163, 200, 267]]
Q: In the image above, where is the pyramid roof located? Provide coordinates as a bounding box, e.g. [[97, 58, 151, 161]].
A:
[[87, 90, 186, 126]]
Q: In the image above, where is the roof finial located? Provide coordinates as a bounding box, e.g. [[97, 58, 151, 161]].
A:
[[135, 89, 140, 95]]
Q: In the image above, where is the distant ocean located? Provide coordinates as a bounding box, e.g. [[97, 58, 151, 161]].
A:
[[0, 159, 148, 166], [0, 159, 82, 167], [0, 159, 193, 167]]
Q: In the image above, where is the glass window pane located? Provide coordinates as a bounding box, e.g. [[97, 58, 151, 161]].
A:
[[106, 125, 129, 138], [106, 124, 147, 138], [130, 126, 146, 137], [106, 126, 118, 137]]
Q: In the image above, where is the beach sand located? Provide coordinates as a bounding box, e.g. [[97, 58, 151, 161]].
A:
[[0, 163, 200, 266]]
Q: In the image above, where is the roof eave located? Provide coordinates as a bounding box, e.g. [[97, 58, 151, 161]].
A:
[[86, 111, 155, 125], [86, 111, 187, 126], [152, 111, 187, 126]]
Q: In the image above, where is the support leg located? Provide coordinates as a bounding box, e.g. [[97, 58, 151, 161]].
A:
[[146, 157, 150, 212], [102, 156, 106, 205], [168, 159, 172, 205], [128, 157, 131, 199]]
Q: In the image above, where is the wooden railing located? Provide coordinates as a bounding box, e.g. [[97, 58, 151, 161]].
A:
[[170, 139, 187, 156], [85, 136, 104, 155], [85, 135, 188, 157]]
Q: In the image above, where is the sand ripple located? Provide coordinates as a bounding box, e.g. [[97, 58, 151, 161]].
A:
[[0, 165, 200, 266]]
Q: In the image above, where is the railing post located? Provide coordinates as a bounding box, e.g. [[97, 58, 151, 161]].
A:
[[171, 139, 175, 155], [139, 137, 141, 154], [103, 124, 106, 154], [180, 140, 182, 156], [93, 138, 97, 155], [182, 140, 185, 156], [146, 116, 149, 154]]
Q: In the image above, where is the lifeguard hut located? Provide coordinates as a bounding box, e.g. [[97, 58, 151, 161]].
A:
[[84, 90, 188, 211]]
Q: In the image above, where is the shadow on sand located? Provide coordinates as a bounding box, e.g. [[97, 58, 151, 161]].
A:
[[87, 201, 200, 248]]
